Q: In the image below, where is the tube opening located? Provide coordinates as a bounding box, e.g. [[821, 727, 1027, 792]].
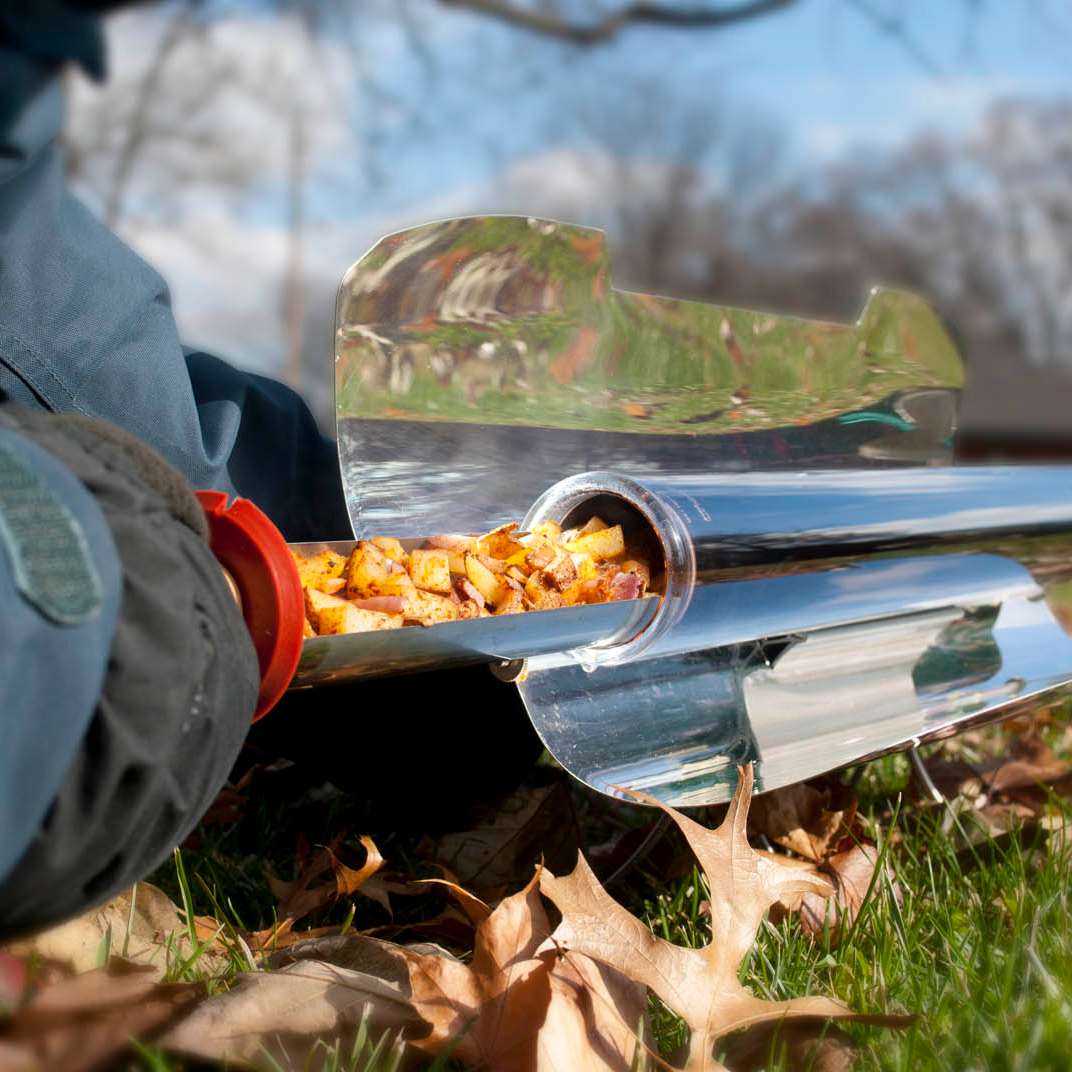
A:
[[522, 471, 695, 668]]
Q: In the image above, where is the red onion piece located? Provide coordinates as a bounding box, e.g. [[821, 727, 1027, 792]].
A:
[[428, 533, 475, 551], [457, 578, 485, 608], [351, 596, 405, 614], [609, 572, 640, 601]]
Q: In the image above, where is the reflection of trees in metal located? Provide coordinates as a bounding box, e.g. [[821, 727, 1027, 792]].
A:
[[336, 216, 963, 438]]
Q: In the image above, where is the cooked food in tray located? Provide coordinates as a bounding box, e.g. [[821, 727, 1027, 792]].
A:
[[293, 518, 658, 636]]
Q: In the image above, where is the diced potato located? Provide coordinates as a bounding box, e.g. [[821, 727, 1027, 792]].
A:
[[494, 587, 525, 615], [346, 542, 413, 598], [528, 586, 566, 611], [523, 541, 555, 571], [465, 553, 509, 607], [543, 549, 577, 591], [532, 519, 562, 541], [572, 553, 600, 585], [304, 587, 350, 632], [475, 523, 524, 561], [345, 542, 390, 598], [404, 588, 461, 625], [319, 602, 403, 635], [409, 548, 452, 594], [524, 569, 549, 604], [369, 536, 407, 564], [290, 510, 650, 638], [296, 549, 348, 590], [564, 524, 624, 560]]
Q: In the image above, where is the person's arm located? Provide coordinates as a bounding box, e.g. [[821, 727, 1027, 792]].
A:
[[0, 3, 351, 543], [0, 404, 260, 942]]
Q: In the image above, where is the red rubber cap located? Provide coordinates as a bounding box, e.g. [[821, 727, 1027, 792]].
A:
[[196, 491, 304, 721]]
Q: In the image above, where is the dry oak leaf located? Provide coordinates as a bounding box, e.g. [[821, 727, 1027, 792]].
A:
[[748, 778, 858, 862], [399, 866, 555, 1070], [767, 842, 893, 945], [538, 942, 648, 1072], [542, 765, 904, 1070], [400, 867, 644, 1072], [265, 833, 384, 925]]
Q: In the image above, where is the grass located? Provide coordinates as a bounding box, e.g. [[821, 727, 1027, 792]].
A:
[[130, 717, 1072, 1071]]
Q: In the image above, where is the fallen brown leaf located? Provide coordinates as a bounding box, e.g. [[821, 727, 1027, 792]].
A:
[[719, 1018, 858, 1072], [265, 833, 384, 925], [160, 953, 424, 1068], [917, 736, 1072, 812], [795, 844, 886, 943], [748, 778, 857, 862], [400, 868, 554, 1070], [542, 766, 906, 1069], [0, 959, 202, 1072], [434, 769, 580, 893], [538, 943, 648, 1072], [6, 882, 230, 981]]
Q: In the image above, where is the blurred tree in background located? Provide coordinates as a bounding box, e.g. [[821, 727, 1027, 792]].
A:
[[64, 0, 1072, 425]]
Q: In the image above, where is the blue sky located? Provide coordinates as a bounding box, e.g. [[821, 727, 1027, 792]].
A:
[[332, 0, 1072, 220]]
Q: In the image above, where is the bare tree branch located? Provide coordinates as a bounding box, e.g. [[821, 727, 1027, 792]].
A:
[[435, 0, 797, 45], [842, 0, 944, 77]]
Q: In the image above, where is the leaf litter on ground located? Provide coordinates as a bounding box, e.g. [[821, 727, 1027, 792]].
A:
[[1, 764, 918, 1070]]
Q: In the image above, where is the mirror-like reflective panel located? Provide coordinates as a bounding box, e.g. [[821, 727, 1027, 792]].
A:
[[335, 215, 963, 537]]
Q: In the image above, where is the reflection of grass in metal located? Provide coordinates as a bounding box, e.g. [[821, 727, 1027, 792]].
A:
[[336, 216, 963, 435]]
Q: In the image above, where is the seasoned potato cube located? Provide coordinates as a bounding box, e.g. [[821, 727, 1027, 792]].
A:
[[319, 602, 403, 635], [475, 523, 524, 561], [446, 549, 467, 575], [346, 542, 413, 598], [564, 524, 624, 560], [531, 519, 562, 541], [409, 548, 452, 594], [543, 549, 577, 591], [578, 516, 608, 536], [369, 536, 407, 564], [458, 599, 490, 619], [345, 542, 390, 597], [303, 616, 316, 638], [404, 588, 461, 625], [296, 549, 348, 590], [528, 586, 566, 611], [523, 541, 555, 571], [304, 588, 350, 632], [524, 569, 550, 603], [465, 553, 509, 607], [494, 587, 525, 615]]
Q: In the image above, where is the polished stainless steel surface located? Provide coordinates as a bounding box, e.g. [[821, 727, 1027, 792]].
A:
[[314, 215, 1070, 803], [292, 592, 655, 688], [514, 466, 1072, 804], [335, 215, 962, 538]]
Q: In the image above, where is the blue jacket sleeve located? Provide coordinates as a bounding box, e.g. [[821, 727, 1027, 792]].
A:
[[0, 5, 351, 543]]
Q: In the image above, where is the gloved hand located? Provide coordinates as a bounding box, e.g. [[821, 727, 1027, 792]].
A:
[[0, 404, 259, 941]]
